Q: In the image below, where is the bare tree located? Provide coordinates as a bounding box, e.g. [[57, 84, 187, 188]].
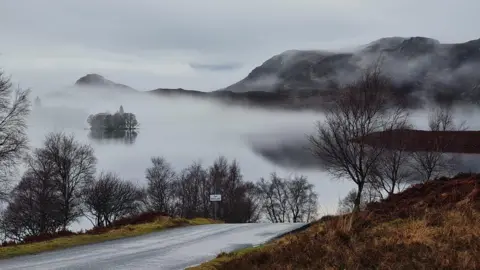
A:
[[83, 172, 144, 227], [410, 106, 462, 182], [37, 132, 97, 229], [309, 64, 408, 211], [368, 122, 415, 198], [0, 71, 31, 201], [2, 169, 63, 241], [208, 158, 260, 223], [285, 175, 318, 222], [256, 173, 317, 223], [145, 157, 176, 214], [207, 156, 229, 219], [123, 113, 139, 130], [256, 173, 290, 223], [174, 162, 207, 219], [235, 181, 261, 223]]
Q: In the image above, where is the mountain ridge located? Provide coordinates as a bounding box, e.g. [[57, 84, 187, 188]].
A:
[[219, 36, 480, 107], [73, 36, 480, 110]]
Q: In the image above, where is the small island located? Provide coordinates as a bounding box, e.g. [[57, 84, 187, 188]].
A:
[[87, 106, 139, 144], [87, 105, 139, 131]]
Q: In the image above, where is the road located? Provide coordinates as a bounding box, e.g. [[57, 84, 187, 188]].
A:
[[0, 223, 305, 270]]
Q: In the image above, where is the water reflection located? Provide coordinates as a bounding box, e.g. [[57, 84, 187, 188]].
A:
[[88, 129, 138, 145]]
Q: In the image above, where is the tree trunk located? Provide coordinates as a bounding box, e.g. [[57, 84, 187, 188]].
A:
[[353, 182, 364, 212]]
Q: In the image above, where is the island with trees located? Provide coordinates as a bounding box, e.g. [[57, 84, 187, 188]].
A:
[[86, 106, 139, 143], [87, 105, 138, 131]]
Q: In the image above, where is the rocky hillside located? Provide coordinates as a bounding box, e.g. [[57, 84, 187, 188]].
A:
[[221, 37, 480, 106]]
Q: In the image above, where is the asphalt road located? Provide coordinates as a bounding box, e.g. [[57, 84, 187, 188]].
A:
[[0, 223, 305, 270]]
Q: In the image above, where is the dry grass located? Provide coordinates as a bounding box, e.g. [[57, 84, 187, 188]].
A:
[[191, 175, 480, 270], [192, 210, 480, 270], [0, 217, 220, 260]]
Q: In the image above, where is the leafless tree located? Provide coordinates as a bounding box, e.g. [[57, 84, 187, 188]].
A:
[[0, 71, 31, 201], [368, 122, 415, 198], [256, 173, 317, 223], [410, 106, 462, 182], [2, 169, 63, 241], [207, 156, 229, 219], [123, 113, 139, 130], [83, 172, 144, 227], [309, 63, 408, 211], [208, 158, 260, 223], [285, 175, 318, 222], [174, 162, 207, 219], [256, 173, 289, 223], [338, 189, 362, 214], [163, 157, 260, 222], [37, 132, 97, 229], [337, 185, 379, 214], [235, 181, 261, 223], [145, 157, 176, 214]]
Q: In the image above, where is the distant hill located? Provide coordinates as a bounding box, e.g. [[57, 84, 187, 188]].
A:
[[71, 37, 480, 110], [75, 74, 137, 93]]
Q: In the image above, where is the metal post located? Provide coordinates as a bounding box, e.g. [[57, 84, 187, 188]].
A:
[[214, 177, 217, 220], [213, 201, 216, 220]]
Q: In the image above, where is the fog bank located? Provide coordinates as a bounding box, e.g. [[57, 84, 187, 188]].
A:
[[28, 87, 353, 230]]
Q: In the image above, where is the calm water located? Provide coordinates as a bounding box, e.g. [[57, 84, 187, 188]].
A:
[[27, 88, 354, 230]]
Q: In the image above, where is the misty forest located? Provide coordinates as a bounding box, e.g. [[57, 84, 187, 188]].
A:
[[1, 36, 480, 251]]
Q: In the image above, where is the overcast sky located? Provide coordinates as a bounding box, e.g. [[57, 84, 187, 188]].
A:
[[1, 0, 479, 92]]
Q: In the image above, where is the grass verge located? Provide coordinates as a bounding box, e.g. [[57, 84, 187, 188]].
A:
[[191, 210, 480, 270], [187, 245, 266, 270], [0, 217, 219, 260], [189, 174, 480, 270]]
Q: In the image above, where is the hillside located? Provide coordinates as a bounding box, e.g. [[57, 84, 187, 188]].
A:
[[220, 36, 480, 107], [75, 74, 137, 93], [191, 173, 480, 270]]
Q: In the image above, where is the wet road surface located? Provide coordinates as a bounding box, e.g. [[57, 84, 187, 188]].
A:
[[0, 223, 305, 270]]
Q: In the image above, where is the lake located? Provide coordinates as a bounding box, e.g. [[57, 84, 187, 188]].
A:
[[27, 87, 355, 230]]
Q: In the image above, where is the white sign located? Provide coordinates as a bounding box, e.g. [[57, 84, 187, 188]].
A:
[[210, 194, 222, 202]]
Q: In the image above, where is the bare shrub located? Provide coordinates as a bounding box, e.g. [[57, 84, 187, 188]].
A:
[[83, 172, 144, 227], [256, 173, 317, 223], [145, 157, 176, 214]]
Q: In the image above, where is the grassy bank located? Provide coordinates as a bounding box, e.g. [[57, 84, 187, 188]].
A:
[[0, 217, 219, 260], [191, 174, 480, 270]]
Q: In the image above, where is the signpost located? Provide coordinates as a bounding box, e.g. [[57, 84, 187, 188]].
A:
[[210, 194, 222, 220], [209, 194, 222, 202]]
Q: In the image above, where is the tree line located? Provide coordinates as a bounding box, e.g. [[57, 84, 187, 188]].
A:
[[0, 132, 318, 241], [309, 59, 466, 213], [0, 71, 318, 243]]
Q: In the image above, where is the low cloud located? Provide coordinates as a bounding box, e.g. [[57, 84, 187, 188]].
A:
[[189, 62, 243, 71]]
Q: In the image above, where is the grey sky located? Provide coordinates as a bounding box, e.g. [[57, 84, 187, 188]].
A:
[[1, 0, 479, 91]]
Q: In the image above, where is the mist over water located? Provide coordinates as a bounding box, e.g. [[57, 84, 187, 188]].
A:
[[25, 84, 480, 231], [27, 87, 353, 230]]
